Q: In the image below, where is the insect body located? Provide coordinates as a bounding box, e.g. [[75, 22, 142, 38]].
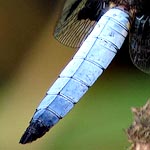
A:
[[20, 0, 150, 144]]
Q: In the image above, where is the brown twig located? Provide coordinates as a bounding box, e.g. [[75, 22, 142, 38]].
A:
[[126, 100, 150, 150]]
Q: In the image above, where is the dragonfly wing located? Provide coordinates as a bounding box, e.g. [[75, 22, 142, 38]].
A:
[[54, 0, 109, 48], [129, 15, 150, 74]]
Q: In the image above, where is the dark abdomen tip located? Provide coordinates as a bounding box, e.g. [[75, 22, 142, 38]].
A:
[[20, 109, 60, 144], [19, 120, 49, 144]]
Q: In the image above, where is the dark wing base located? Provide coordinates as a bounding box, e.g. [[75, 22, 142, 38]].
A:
[[54, 0, 109, 48]]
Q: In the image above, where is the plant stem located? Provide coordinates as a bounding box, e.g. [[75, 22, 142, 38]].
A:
[[126, 100, 150, 150]]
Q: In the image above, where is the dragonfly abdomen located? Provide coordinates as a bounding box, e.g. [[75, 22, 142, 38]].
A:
[[20, 7, 131, 144]]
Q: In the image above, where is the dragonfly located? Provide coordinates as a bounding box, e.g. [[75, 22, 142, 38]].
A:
[[20, 0, 150, 144]]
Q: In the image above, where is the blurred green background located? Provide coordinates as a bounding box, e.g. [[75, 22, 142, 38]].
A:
[[0, 1, 150, 150]]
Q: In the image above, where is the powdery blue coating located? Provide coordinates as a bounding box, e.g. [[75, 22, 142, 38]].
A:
[[34, 7, 130, 137], [20, 8, 131, 144]]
